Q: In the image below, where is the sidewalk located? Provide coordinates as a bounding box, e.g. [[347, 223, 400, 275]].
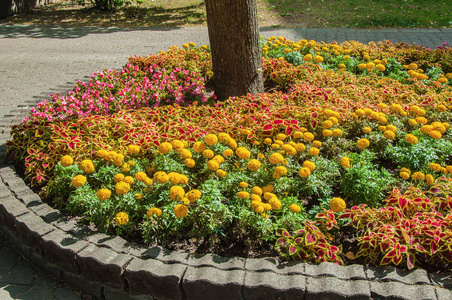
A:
[[1, 24, 452, 299]]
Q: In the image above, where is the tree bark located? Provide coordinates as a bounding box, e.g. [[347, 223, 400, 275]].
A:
[[205, 0, 264, 101]]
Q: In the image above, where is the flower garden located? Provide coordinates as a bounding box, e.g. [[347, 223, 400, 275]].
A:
[[6, 37, 452, 272]]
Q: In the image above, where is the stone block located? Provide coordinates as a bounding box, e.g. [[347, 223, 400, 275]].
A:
[[41, 229, 89, 274], [34, 204, 64, 223], [366, 265, 430, 285], [0, 181, 12, 199], [243, 270, 306, 300], [245, 257, 305, 275], [140, 245, 189, 264], [182, 266, 245, 300], [306, 277, 370, 300], [436, 286, 452, 300], [76, 244, 133, 290], [14, 211, 55, 253], [305, 262, 366, 280], [370, 281, 436, 300], [124, 257, 186, 300], [187, 253, 246, 270], [19, 190, 42, 207]]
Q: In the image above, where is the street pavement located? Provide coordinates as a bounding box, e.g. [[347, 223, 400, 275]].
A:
[[1, 24, 451, 299]]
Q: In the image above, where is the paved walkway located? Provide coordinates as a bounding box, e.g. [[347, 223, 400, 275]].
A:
[[0, 24, 451, 299]]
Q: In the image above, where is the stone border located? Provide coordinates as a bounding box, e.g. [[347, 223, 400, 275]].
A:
[[0, 78, 452, 300]]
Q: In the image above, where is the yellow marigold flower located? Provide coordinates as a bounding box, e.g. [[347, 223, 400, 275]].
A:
[[168, 172, 181, 184], [385, 125, 396, 133], [154, 171, 169, 184], [355, 109, 365, 117], [303, 54, 313, 61], [405, 134, 418, 144], [274, 166, 288, 176], [179, 174, 188, 185], [113, 154, 125, 167], [215, 169, 227, 178], [400, 167, 411, 175], [443, 122, 450, 129], [204, 134, 218, 146], [377, 102, 387, 109], [96, 149, 108, 159], [202, 149, 214, 159], [415, 117, 428, 125], [446, 166, 452, 174], [115, 181, 131, 195], [80, 160, 95, 174], [250, 194, 262, 203], [127, 160, 135, 166], [303, 160, 316, 172], [432, 122, 446, 133], [281, 144, 297, 156], [212, 155, 225, 164], [370, 112, 380, 120], [390, 104, 402, 112], [363, 55, 370, 61], [262, 185, 274, 194], [332, 129, 343, 137], [158, 142, 173, 154], [188, 42, 196, 47], [269, 197, 282, 210], [383, 130, 396, 140], [207, 159, 220, 171], [182, 43, 189, 49], [276, 133, 287, 141], [262, 203, 272, 211], [400, 171, 411, 180], [235, 147, 251, 159], [378, 126, 386, 132], [357, 138, 370, 149], [115, 212, 129, 225], [169, 185, 185, 201], [314, 55, 324, 63], [289, 203, 302, 213], [293, 131, 303, 139], [322, 129, 333, 137], [186, 189, 201, 202], [171, 140, 185, 152], [254, 205, 265, 213], [438, 104, 447, 112], [340, 157, 351, 168], [179, 148, 192, 159], [71, 175, 87, 187], [329, 197, 346, 212], [128, 145, 140, 154], [429, 130, 442, 139], [237, 191, 250, 199], [312, 140, 322, 148], [416, 109, 426, 116], [358, 63, 367, 69], [201, 45, 208, 50], [309, 147, 320, 156], [376, 64, 385, 72], [240, 182, 249, 188], [411, 171, 425, 181], [338, 63, 346, 69], [218, 132, 231, 143], [147, 207, 162, 218], [120, 163, 130, 173], [363, 127, 372, 134], [251, 186, 263, 196], [298, 167, 311, 178], [247, 159, 261, 171], [428, 163, 441, 171], [134, 193, 143, 200], [378, 117, 388, 124], [61, 155, 74, 167], [264, 138, 273, 145], [193, 141, 206, 153], [114, 173, 125, 183], [322, 120, 333, 129], [329, 116, 339, 125], [269, 153, 284, 164], [274, 140, 284, 146], [420, 125, 433, 134], [174, 204, 188, 218], [144, 177, 153, 186], [184, 158, 196, 168], [223, 149, 234, 157], [124, 176, 134, 185], [303, 132, 314, 141], [426, 174, 434, 185], [408, 119, 418, 126]]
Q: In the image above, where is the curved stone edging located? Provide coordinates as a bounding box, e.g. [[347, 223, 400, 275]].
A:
[[0, 165, 452, 300]]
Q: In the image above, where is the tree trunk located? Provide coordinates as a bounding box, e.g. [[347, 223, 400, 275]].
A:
[[205, 0, 264, 101]]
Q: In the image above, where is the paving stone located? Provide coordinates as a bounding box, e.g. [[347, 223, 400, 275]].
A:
[[304, 261, 366, 280], [0, 244, 19, 272], [76, 244, 133, 289], [140, 245, 190, 264], [182, 266, 245, 300], [14, 212, 55, 253], [63, 271, 103, 300], [370, 281, 437, 300], [103, 286, 153, 300], [53, 285, 84, 300], [306, 277, 370, 300], [366, 265, 430, 285], [18, 275, 58, 299], [125, 257, 186, 300], [436, 286, 452, 300], [0, 261, 35, 285], [243, 271, 306, 300], [245, 257, 305, 275], [0, 283, 31, 299], [187, 253, 246, 270], [41, 230, 89, 274], [430, 272, 452, 289]]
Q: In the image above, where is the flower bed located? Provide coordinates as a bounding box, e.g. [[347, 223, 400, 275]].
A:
[[6, 38, 452, 272]]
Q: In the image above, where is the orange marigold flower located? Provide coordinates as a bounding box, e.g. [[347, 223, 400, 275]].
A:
[[61, 155, 74, 167], [329, 197, 346, 212]]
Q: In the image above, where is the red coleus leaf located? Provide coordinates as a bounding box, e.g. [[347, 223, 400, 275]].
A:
[[276, 237, 286, 246], [289, 245, 297, 255], [305, 233, 315, 245], [276, 229, 290, 237]]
